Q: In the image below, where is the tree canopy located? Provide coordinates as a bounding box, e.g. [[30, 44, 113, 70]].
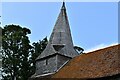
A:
[[30, 37, 48, 75], [74, 46, 84, 54], [2, 25, 32, 80], [1, 24, 83, 80]]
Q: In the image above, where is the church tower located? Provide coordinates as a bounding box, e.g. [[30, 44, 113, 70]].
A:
[[32, 2, 79, 78]]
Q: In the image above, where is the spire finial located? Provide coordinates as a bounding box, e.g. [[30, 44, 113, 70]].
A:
[[62, 0, 66, 10]]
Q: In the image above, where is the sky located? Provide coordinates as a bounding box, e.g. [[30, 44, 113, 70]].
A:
[[1, 1, 118, 52], [1, 0, 119, 2]]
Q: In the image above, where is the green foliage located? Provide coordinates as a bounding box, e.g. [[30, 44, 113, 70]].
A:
[[2, 24, 32, 80], [1, 24, 48, 80], [1, 24, 84, 80], [74, 46, 84, 54], [30, 37, 48, 75]]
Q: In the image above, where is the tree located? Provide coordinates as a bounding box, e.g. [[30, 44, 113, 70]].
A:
[[2, 24, 84, 79], [30, 37, 48, 75], [2, 24, 32, 80], [74, 46, 84, 54]]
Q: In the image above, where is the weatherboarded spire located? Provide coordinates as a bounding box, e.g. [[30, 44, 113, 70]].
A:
[[30, 2, 79, 79], [36, 2, 78, 60]]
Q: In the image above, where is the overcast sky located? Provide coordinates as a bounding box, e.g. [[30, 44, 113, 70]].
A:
[[2, 2, 118, 52]]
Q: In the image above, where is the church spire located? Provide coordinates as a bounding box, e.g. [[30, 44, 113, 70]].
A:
[[61, 1, 66, 10], [36, 2, 78, 60], [33, 2, 79, 77]]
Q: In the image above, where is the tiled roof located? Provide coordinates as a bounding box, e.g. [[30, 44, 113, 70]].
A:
[[52, 44, 120, 78]]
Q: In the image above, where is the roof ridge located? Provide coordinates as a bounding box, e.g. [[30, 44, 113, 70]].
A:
[[85, 44, 119, 54]]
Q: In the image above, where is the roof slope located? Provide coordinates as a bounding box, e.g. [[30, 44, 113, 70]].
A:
[[52, 44, 120, 78]]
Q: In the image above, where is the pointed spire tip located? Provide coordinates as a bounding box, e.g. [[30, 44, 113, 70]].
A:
[[62, 0, 66, 9]]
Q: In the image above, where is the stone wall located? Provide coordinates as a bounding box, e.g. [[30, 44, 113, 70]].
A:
[[36, 55, 57, 75], [57, 55, 70, 69], [35, 54, 71, 76]]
